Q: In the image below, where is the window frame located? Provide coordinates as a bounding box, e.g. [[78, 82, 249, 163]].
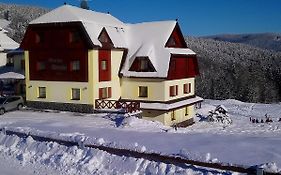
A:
[[71, 88, 81, 100], [169, 85, 178, 97], [184, 83, 191, 94], [70, 60, 80, 71], [139, 86, 148, 98], [38, 87, 46, 98], [101, 60, 108, 71]]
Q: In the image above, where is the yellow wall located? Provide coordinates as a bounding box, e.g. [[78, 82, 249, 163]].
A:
[[26, 81, 92, 104], [121, 77, 195, 102], [143, 105, 195, 126]]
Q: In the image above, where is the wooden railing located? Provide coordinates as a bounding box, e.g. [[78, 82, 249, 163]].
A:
[[95, 99, 140, 113]]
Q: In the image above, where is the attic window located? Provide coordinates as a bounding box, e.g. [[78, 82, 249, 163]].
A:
[[129, 57, 156, 72], [98, 28, 113, 47]]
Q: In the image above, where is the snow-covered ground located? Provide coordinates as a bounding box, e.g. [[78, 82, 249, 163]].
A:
[[0, 99, 281, 174]]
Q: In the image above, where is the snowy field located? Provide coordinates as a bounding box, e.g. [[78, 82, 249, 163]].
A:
[[0, 99, 281, 174]]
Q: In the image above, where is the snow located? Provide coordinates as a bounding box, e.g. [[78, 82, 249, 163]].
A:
[[0, 29, 19, 51], [1, 99, 281, 174], [0, 19, 10, 29], [141, 96, 203, 110], [0, 71, 25, 79]]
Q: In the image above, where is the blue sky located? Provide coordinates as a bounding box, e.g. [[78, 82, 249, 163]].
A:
[[1, 0, 281, 36]]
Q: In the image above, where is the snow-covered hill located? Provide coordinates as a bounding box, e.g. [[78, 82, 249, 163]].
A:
[[0, 99, 281, 174]]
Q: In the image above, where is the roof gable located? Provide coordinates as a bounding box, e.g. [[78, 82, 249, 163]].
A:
[[165, 23, 187, 48]]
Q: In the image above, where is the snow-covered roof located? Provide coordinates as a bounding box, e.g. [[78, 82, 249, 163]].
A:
[[140, 96, 203, 111], [0, 19, 10, 29], [0, 30, 19, 51], [28, 5, 196, 78], [0, 66, 24, 79]]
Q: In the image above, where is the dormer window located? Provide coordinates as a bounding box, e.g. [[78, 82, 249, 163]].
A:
[[98, 28, 113, 47], [129, 57, 156, 72]]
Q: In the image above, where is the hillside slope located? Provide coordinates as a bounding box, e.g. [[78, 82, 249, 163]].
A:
[[0, 3, 48, 43], [204, 33, 281, 52], [186, 36, 281, 102]]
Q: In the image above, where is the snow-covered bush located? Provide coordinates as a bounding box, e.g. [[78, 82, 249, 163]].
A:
[[207, 105, 232, 124]]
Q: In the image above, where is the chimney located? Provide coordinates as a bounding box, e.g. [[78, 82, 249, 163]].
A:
[[80, 0, 90, 10]]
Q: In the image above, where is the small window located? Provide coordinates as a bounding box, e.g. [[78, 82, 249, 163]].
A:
[[169, 85, 178, 97], [71, 88, 80, 100], [139, 86, 148, 98], [99, 87, 112, 99], [184, 83, 191, 94], [36, 61, 46, 71], [101, 60, 107, 70], [69, 31, 80, 43], [38, 87, 46, 98], [35, 32, 45, 44], [140, 58, 148, 71], [185, 106, 189, 116], [171, 111, 176, 121], [70, 60, 80, 71]]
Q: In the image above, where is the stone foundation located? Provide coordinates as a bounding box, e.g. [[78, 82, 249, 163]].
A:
[[26, 101, 93, 113]]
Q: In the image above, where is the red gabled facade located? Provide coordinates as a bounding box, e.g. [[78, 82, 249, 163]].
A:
[[99, 49, 111, 81], [165, 24, 199, 80], [21, 22, 92, 82]]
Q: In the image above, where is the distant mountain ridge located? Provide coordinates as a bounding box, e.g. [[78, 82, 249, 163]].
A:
[[203, 33, 281, 52]]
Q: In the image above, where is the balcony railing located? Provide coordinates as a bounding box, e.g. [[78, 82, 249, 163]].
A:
[[95, 99, 140, 113]]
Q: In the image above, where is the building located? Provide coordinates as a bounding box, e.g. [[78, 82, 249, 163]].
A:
[[20, 5, 203, 126], [0, 19, 19, 66], [0, 19, 25, 96]]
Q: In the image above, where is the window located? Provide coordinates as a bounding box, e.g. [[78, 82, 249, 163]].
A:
[[101, 60, 107, 70], [70, 60, 80, 71], [71, 88, 80, 100], [99, 87, 112, 99], [36, 61, 46, 71], [184, 83, 191, 94], [38, 87, 46, 98], [169, 85, 178, 97], [140, 58, 148, 71], [69, 31, 80, 43], [35, 32, 44, 44], [171, 111, 176, 121], [139, 86, 148, 98], [185, 106, 189, 116], [129, 57, 156, 72]]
